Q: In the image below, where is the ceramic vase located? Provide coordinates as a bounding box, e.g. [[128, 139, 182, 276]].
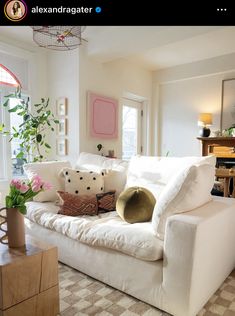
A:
[[0, 207, 25, 248]]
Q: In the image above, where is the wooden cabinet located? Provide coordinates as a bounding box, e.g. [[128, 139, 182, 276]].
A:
[[197, 137, 235, 157], [0, 236, 59, 316]]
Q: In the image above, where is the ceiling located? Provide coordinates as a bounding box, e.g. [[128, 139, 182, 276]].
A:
[[0, 26, 235, 71]]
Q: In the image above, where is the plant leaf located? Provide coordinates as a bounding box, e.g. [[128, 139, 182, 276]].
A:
[[36, 134, 42, 143], [6, 196, 13, 208], [8, 105, 19, 112], [19, 205, 27, 215]]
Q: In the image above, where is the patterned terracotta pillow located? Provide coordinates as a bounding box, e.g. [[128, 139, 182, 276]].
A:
[[96, 190, 116, 213], [57, 191, 98, 216]]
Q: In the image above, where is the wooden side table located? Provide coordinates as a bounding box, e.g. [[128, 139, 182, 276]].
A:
[[0, 235, 59, 316]]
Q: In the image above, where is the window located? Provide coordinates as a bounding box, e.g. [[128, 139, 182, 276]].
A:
[[122, 99, 143, 160], [0, 64, 24, 180], [0, 64, 20, 87]]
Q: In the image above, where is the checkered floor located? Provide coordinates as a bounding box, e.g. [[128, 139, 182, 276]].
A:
[[59, 264, 235, 316]]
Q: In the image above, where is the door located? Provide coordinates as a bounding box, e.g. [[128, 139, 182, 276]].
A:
[[122, 99, 143, 160]]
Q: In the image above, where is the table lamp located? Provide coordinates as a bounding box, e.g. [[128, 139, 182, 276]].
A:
[[198, 113, 212, 137]]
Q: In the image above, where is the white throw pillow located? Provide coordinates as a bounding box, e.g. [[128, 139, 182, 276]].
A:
[[75, 152, 129, 198], [103, 170, 126, 199], [152, 163, 215, 240], [59, 167, 104, 195], [24, 160, 71, 202]]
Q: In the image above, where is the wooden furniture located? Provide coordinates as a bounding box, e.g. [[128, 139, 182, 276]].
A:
[[0, 235, 59, 316], [215, 168, 235, 198], [197, 137, 235, 157]]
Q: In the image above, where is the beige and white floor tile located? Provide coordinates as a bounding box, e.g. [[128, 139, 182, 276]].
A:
[[58, 264, 235, 316]]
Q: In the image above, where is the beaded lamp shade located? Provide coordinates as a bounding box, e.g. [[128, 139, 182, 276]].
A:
[[31, 26, 86, 51]]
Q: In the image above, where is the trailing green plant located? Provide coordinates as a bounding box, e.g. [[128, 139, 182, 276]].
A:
[[0, 87, 59, 162], [227, 124, 235, 136]]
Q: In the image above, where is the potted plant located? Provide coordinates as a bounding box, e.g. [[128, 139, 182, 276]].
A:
[[0, 87, 59, 163], [0, 175, 51, 248]]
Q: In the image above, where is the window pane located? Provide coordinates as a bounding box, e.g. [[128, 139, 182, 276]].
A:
[[122, 105, 138, 160], [0, 127, 6, 180], [0, 91, 6, 180], [0, 65, 19, 86], [9, 98, 25, 177]]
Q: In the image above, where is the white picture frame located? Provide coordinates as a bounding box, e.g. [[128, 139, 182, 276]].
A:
[[56, 139, 68, 156], [56, 97, 68, 116]]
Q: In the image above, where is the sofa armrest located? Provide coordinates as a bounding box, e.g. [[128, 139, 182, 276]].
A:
[[162, 197, 235, 316]]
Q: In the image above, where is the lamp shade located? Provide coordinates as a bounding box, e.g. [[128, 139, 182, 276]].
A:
[[198, 113, 212, 126]]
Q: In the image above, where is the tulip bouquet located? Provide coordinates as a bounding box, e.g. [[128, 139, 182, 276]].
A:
[[6, 175, 52, 214]]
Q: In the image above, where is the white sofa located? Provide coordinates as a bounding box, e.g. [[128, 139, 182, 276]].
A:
[[24, 153, 235, 316]]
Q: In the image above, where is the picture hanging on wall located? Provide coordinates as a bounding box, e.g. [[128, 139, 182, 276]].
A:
[[56, 97, 68, 116], [56, 139, 68, 156], [88, 91, 118, 139], [57, 118, 68, 136], [220, 78, 235, 132]]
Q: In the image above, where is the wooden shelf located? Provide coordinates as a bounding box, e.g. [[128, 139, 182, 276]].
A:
[[197, 137, 235, 156]]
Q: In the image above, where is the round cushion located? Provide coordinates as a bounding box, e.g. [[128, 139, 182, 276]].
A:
[[116, 186, 156, 224]]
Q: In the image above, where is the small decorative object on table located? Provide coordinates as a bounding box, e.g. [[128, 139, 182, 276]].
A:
[[108, 150, 115, 158], [0, 176, 51, 248], [97, 143, 104, 155]]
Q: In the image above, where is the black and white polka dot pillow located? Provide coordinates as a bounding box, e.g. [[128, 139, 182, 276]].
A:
[[59, 167, 105, 196]]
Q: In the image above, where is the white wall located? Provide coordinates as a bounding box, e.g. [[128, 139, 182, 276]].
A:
[[47, 49, 79, 165], [79, 45, 153, 158], [153, 53, 235, 157]]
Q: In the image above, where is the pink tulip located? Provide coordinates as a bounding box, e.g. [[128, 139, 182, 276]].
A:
[[42, 182, 52, 190], [11, 179, 22, 190], [19, 183, 29, 193], [31, 175, 43, 186], [32, 183, 42, 192]]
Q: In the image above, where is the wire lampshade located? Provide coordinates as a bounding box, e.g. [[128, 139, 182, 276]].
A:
[[31, 26, 86, 51]]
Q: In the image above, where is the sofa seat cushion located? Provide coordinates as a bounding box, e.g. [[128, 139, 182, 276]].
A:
[[25, 201, 163, 261]]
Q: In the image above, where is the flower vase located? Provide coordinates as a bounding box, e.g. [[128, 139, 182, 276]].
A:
[[0, 207, 25, 248]]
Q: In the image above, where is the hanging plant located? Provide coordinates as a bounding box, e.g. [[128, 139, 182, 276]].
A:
[[0, 87, 59, 163]]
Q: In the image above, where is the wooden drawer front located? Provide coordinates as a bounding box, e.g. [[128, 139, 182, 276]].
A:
[[1, 253, 41, 309], [0, 296, 37, 316], [37, 285, 60, 316]]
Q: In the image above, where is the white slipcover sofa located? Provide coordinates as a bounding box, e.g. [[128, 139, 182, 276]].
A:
[[25, 153, 235, 316]]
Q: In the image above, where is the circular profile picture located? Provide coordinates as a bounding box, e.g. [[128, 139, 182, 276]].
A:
[[4, 0, 27, 22]]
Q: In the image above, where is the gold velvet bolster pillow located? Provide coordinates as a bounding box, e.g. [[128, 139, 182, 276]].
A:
[[116, 187, 156, 223]]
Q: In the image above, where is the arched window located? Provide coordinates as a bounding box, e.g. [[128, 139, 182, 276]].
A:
[[0, 64, 23, 181], [0, 64, 21, 87]]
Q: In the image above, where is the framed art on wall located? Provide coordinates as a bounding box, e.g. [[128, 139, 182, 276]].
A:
[[56, 97, 68, 116], [88, 91, 118, 139], [220, 78, 235, 132], [57, 118, 68, 136], [56, 139, 68, 156]]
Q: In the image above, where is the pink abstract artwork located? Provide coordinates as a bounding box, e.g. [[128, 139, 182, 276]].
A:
[[89, 92, 118, 139]]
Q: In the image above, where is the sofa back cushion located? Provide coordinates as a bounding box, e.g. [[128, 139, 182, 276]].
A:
[[24, 160, 71, 202], [152, 163, 215, 239], [126, 155, 216, 198], [75, 152, 129, 197]]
